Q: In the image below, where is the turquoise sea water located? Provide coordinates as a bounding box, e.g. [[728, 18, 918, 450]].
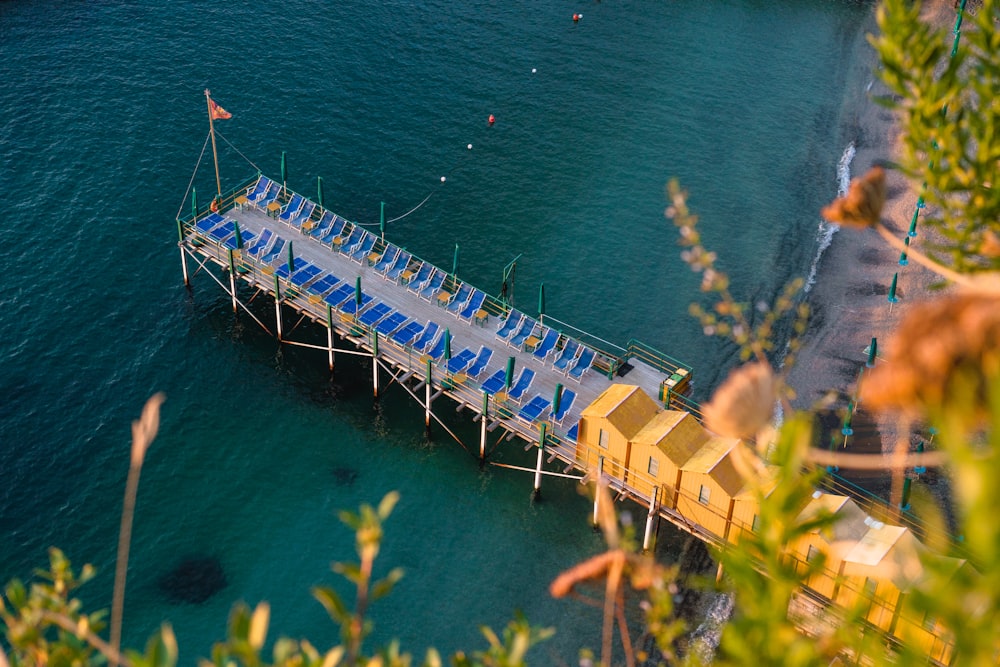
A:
[[0, 0, 876, 661]]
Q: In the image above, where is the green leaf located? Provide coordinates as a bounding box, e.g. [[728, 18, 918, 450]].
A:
[[312, 585, 350, 625]]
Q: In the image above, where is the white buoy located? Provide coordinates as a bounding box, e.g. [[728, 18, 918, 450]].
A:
[[467, 143, 473, 150], [441, 176, 446, 183], [532, 68, 537, 73]]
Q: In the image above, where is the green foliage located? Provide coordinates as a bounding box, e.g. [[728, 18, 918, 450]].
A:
[[871, 0, 1000, 272]]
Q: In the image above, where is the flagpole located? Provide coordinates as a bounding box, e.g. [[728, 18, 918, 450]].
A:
[[205, 89, 222, 202]]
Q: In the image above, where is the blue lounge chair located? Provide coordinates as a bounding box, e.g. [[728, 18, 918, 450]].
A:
[[567, 347, 595, 381], [424, 331, 448, 361], [254, 182, 281, 210], [567, 422, 579, 442], [349, 232, 377, 263], [465, 346, 493, 380], [495, 310, 523, 343], [278, 193, 306, 224], [372, 245, 399, 273], [418, 270, 446, 301], [308, 274, 341, 296], [246, 228, 274, 257], [291, 264, 322, 287], [261, 238, 286, 265], [508, 317, 538, 349], [245, 176, 271, 203], [459, 290, 487, 321], [308, 211, 335, 238], [444, 283, 472, 314], [446, 348, 476, 374], [359, 302, 392, 327], [340, 292, 374, 317], [390, 320, 424, 347], [324, 283, 354, 308], [518, 395, 551, 424], [550, 389, 576, 425], [208, 220, 235, 243], [195, 212, 227, 233], [382, 250, 412, 281], [385, 253, 415, 282], [552, 339, 581, 372], [481, 369, 507, 395], [224, 228, 256, 250], [375, 312, 409, 337], [531, 328, 560, 362], [275, 257, 309, 279], [404, 263, 432, 291], [334, 226, 362, 254], [410, 321, 440, 353], [320, 215, 347, 244], [288, 200, 316, 229], [506, 368, 536, 404]]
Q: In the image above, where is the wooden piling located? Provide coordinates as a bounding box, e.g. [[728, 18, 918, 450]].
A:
[[326, 305, 335, 372], [424, 358, 432, 434], [372, 330, 380, 399], [533, 423, 546, 500], [480, 392, 488, 464], [642, 487, 659, 552], [593, 455, 604, 527], [273, 274, 283, 340]]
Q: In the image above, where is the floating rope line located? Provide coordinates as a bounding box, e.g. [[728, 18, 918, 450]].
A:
[[175, 131, 212, 219]]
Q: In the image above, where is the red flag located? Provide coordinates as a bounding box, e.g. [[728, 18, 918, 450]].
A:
[[209, 97, 232, 120]]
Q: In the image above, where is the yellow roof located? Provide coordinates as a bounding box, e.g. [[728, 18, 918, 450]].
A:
[[632, 410, 710, 466], [681, 436, 746, 496], [842, 521, 926, 587], [580, 384, 659, 439], [798, 493, 870, 545]]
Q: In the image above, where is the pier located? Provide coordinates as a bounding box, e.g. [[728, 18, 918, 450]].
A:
[[178, 172, 961, 666]]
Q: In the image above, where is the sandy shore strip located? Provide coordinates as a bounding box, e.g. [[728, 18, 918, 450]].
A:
[[784, 1, 957, 502]]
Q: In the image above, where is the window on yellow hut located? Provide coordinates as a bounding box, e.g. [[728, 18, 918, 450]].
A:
[[751, 514, 760, 532], [806, 545, 820, 563], [598, 429, 608, 449], [863, 577, 877, 597], [698, 484, 711, 505], [647, 457, 659, 476]]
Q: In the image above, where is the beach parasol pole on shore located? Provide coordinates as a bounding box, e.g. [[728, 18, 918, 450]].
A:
[[887, 272, 899, 312], [841, 399, 854, 448], [865, 337, 878, 368], [898, 236, 910, 266]]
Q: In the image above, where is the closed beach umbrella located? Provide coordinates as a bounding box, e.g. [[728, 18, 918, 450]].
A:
[[317, 176, 325, 209], [233, 221, 243, 249], [380, 201, 386, 240], [866, 336, 878, 368], [354, 275, 362, 309], [192, 187, 198, 219], [281, 151, 288, 195], [538, 283, 545, 322], [444, 328, 452, 361], [504, 356, 515, 390], [287, 241, 295, 277], [899, 236, 910, 266], [452, 243, 459, 280], [552, 382, 563, 418], [888, 272, 899, 304]]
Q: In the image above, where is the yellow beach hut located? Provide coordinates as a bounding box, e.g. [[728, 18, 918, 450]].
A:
[[576, 384, 659, 482], [628, 410, 709, 505]]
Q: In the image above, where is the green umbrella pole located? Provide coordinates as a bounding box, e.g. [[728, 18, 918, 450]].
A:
[[899, 477, 912, 511], [907, 206, 919, 237], [538, 282, 545, 324], [318, 176, 325, 209], [380, 201, 386, 240], [914, 440, 927, 475], [898, 236, 910, 266], [552, 382, 563, 418], [192, 187, 198, 219], [505, 357, 515, 391], [866, 337, 877, 368], [888, 273, 899, 305]]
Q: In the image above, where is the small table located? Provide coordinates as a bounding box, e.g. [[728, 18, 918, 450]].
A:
[[400, 269, 416, 284], [266, 201, 281, 218], [368, 251, 381, 266], [234, 195, 249, 210], [523, 335, 541, 352], [437, 291, 452, 307], [474, 309, 489, 327], [331, 235, 347, 248]]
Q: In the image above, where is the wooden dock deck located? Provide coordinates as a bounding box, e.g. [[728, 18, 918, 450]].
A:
[[179, 176, 693, 456]]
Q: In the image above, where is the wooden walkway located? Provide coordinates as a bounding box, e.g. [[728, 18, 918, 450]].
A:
[[180, 178, 691, 454]]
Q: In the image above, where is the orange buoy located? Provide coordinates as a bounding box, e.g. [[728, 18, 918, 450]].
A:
[[573, 13, 580, 21], [488, 114, 495, 125], [210, 197, 219, 213]]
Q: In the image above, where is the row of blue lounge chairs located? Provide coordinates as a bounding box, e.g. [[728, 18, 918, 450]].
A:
[[494, 310, 595, 382]]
